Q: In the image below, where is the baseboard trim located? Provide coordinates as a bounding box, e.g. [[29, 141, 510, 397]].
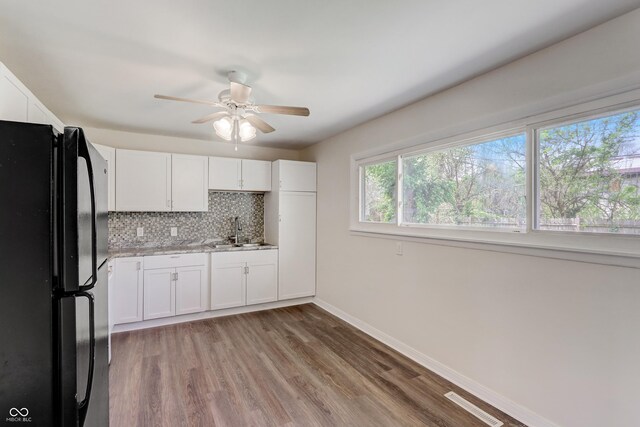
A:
[[112, 297, 313, 333], [312, 298, 558, 427]]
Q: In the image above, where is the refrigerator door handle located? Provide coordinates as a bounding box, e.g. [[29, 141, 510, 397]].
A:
[[76, 291, 95, 427], [78, 140, 98, 292]]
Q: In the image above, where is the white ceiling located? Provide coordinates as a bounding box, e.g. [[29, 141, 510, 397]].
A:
[[1, 1, 639, 149]]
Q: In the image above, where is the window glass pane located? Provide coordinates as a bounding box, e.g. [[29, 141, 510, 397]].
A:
[[537, 109, 640, 234], [403, 135, 526, 229], [361, 160, 397, 223]]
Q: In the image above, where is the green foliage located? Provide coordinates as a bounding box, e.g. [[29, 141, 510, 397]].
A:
[[363, 161, 397, 222], [363, 110, 640, 233], [538, 111, 640, 229]]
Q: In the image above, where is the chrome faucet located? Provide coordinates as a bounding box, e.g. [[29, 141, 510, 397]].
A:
[[230, 216, 242, 244]]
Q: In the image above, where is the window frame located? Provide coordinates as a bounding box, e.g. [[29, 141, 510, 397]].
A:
[[350, 89, 640, 263], [398, 129, 528, 233], [531, 102, 640, 237], [358, 155, 399, 225]]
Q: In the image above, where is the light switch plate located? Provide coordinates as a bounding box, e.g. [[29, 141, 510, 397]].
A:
[[136, 227, 144, 237], [170, 227, 178, 237]]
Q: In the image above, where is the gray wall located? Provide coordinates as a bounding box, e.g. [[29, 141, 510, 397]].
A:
[[302, 9, 640, 427]]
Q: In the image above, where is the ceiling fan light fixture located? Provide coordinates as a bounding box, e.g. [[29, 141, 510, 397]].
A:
[[239, 120, 257, 142], [213, 116, 233, 140]]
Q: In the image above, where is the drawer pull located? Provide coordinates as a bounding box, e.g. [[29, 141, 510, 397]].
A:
[[170, 256, 180, 258]]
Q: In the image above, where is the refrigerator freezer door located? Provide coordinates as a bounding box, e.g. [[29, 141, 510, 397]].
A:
[[59, 127, 108, 293]]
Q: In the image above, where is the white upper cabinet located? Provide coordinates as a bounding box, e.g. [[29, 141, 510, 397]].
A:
[[208, 157, 272, 192], [116, 149, 172, 211], [172, 154, 208, 212], [242, 159, 272, 192], [0, 70, 29, 122], [27, 101, 48, 124], [0, 61, 65, 132], [273, 160, 316, 192], [92, 144, 116, 211], [209, 157, 241, 190]]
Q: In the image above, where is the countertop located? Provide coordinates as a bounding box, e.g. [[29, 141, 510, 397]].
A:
[[108, 241, 278, 259]]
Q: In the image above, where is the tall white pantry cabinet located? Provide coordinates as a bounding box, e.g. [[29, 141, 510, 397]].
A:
[[265, 160, 317, 300]]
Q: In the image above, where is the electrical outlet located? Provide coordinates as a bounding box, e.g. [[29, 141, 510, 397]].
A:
[[170, 227, 178, 237], [396, 241, 403, 256], [136, 227, 144, 237]]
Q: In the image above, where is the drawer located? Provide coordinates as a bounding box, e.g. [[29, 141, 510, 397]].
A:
[[244, 249, 278, 264], [143, 253, 207, 270]]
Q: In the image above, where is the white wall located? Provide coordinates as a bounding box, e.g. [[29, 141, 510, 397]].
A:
[[302, 9, 640, 427], [83, 126, 300, 161]]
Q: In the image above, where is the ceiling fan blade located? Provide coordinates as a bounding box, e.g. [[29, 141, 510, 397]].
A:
[[244, 114, 275, 133], [255, 105, 310, 116], [230, 82, 252, 104], [154, 94, 220, 107], [191, 111, 229, 124]]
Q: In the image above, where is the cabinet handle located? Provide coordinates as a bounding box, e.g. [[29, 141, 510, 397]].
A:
[[136, 262, 141, 271], [244, 266, 249, 275], [279, 214, 282, 222], [279, 179, 282, 189], [167, 200, 170, 208], [170, 256, 180, 258], [172, 272, 178, 281]]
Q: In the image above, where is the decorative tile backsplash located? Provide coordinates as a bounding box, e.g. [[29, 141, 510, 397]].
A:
[[108, 191, 264, 248]]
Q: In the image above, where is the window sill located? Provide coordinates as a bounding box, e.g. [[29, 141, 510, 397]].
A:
[[349, 225, 640, 269]]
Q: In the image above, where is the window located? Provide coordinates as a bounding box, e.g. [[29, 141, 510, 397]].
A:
[[360, 159, 397, 223], [537, 109, 640, 234], [352, 95, 640, 260], [402, 134, 526, 230]]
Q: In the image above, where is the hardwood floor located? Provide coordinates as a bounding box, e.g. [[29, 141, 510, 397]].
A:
[[109, 304, 526, 426]]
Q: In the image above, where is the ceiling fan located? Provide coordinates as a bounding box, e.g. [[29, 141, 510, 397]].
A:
[[154, 71, 310, 148]]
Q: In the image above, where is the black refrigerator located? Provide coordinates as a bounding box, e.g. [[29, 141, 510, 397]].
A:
[[0, 121, 109, 427]]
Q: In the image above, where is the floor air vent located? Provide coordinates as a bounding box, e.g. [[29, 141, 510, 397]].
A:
[[444, 391, 504, 427]]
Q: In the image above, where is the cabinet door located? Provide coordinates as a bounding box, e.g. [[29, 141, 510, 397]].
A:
[[208, 157, 241, 190], [277, 161, 316, 192], [241, 159, 272, 191], [279, 192, 316, 300], [172, 154, 208, 212], [143, 268, 176, 320], [115, 149, 171, 211], [246, 250, 278, 305], [210, 254, 246, 310], [0, 73, 28, 122], [112, 257, 143, 324], [27, 101, 48, 124], [175, 265, 207, 315], [92, 144, 116, 211]]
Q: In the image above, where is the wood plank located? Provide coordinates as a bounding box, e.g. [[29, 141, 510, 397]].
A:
[[109, 304, 526, 426]]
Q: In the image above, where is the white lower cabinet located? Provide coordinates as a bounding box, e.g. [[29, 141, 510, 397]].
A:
[[143, 268, 175, 320], [210, 257, 246, 310], [175, 265, 208, 315], [111, 250, 279, 326], [143, 254, 208, 320], [112, 257, 144, 324], [211, 250, 278, 310], [246, 252, 279, 305]]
